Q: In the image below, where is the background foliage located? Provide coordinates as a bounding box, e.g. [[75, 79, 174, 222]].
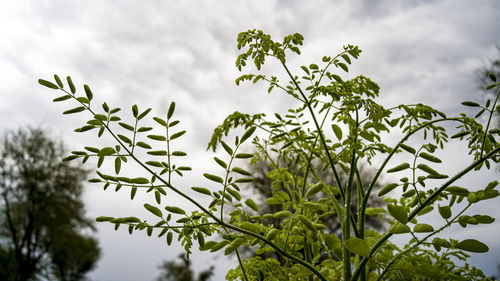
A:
[[0, 128, 100, 281]]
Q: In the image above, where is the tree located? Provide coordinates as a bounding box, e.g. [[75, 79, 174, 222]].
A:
[[475, 46, 500, 129], [247, 159, 386, 234], [39, 29, 500, 281], [475, 46, 500, 93], [0, 128, 100, 281], [155, 254, 214, 281]]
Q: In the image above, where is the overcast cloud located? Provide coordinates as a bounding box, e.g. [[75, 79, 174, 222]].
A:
[[1, 0, 499, 280]]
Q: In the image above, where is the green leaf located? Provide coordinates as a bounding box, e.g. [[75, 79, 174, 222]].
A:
[[231, 167, 252, 176], [130, 187, 137, 200], [210, 240, 229, 253], [235, 153, 254, 159], [331, 124, 342, 140], [332, 74, 343, 83], [438, 205, 451, 219], [144, 203, 162, 217], [62, 155, 79, 162], [200, 241, 218, 251], [455, 239, 489, 253], [473, 215, 495, 224], [338, 62, 348, 72], [94, 114, 107, 121], [136, 141, 152, 149], [147, 150, 168, 156], [53, 95, 72, 102], [137, 108, 151, 120], [341, 54, 351, 64], [273, 210, 292, 219], [388, 222, 410, 234], [155, 190, 161, 204], [153, 117, 167, 127], [131, 177, 149, 184], [63, 107, 86, 114], [419, 152, 442, 163], [117, 134, 132, 144], [169, 120, 180, 127], [147, 135, 167, 141], [84, 84, 93, 101], [170, 130, 186, 140], [298, 215, 317, 232], [305, 182, 324, 198], [344, 237, 370, 257], [244, 198, 259, 212], [137, 127, 152, 132], [451, 131, 470, 139], [114, 157, 121, 174], [324, 234, 341, 249], [446, 186, 469, 196], [98, 147, 115, 156], [67, 76, 76, 94], [399, 143, 416, 154], [488, 72, 497, 82], [165, 206, 186, 215], [388, 205, 408, 224], [76, 97, 90, 104], [225, 237, 246, 255], [203, 173, 224, 184], [221, 141, 233, 155], [167, 102, 176, 119], [387, 163, 410, 173], [461, 101, 480, 107], [414, 223, 434, 233], [191, 187, 212, 196], [38, 79, 59, 89], [226, 188, 241, 201], [365, 207, 386, 216], [167, 232, 173, 245], [119, 122, 135, 131], [241, 126, 256, 143], [172, 151, 187, 156], [145, 161, 163, 167], [95, 216, 114, 222], [378, 183, 399, 196], [417, 164, 439, 175], [132, 105, 138, 117], [265, 229, 280, 241], [432, 237, 451, 249], [234, 178, 254, 183]]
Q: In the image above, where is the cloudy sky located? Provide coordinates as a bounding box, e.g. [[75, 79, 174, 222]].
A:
[[1, 0, 500, 280]]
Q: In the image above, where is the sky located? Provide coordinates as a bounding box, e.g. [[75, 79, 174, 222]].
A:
[[1, 0, 500, 280]]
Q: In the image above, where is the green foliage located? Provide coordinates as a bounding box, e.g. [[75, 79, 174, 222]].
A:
[[39, 30, 500, 281]]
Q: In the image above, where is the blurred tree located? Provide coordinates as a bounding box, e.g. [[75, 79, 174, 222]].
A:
[[0, 128, 100, 281], [156, 254, 214, 281], [249, 159, 386, 233], [238, 157, 386, 262], [475, 45, 500, 93]]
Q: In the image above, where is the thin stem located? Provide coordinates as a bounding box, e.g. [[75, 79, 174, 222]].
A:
[[361, 118, 462, 228], [377, 203, 472, 280], [480, 90, 500, 157], [281, 62, 346, 201], [343, 105, 359, 281], [352, 145, 500, 281]]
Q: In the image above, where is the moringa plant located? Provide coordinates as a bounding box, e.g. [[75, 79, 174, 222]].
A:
[[39, 30, 500, 281]]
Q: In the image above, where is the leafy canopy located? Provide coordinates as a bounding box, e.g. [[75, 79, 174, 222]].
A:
[[38, 29, 500, 281]]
